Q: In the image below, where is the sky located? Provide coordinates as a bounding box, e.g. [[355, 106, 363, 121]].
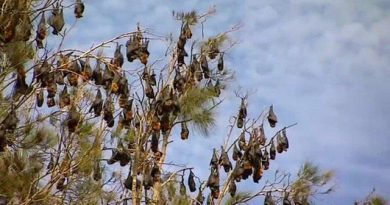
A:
[[62, 0, 390, 204]]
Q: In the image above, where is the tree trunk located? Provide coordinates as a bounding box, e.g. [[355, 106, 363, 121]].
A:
[[151, 132, 170, 204]]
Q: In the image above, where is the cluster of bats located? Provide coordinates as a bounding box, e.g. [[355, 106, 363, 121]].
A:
[[18, 11, 227, 202], [202, 103, 292, 205], [36, 0, 84, 48], [1, 0, 85, 144], [106, 19, 228, 200], [5, 2, 300, 204]]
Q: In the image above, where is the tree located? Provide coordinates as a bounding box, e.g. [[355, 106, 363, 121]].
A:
[[354, 189, 388, 205], [0, 1, 386, 205]]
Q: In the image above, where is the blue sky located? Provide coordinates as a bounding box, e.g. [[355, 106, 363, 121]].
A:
[[63, 0, 390, 204]]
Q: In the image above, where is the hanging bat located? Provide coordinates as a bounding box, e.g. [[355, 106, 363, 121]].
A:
[[14, 71, 30, 99], [270, 140, 276, 160], [92, 59, 103, 85], [262, 149, 270, 170], [151, 114, 161, 133], [126, 35, 139, 62], [107, 148, 119, 164], [122, 99, 134, 127], [93, 161, 102, 181], [36, 12, 46, 49], [229, 181, 236, 197], [151, 132, 159, 153], [74, 0, 85, 18], [67, 106, 80, 132], [238, 132, 246, 150], [46, 79, 57, 98], [36, 89, 44, 107], [200, 55, 210, 79], [34, 59, 50, 85], [267, 105, 278, 128], [118, 74, 129, 96], [239, 98, 247, 119], [89, 89, 103, 117], [209, 148, 219, 167], [188, 170, 196, 192], [160, 113, 170, 134], [48, 2, 65, 35], [145, 83, 154, 99], [79, 58, 92, 82], [102, 66, 114, 90], [103, 96, 114, 127], [118, 151, 131, 166], [113, 44, 124, 69], [264, 191, 276, 205], [46, 96, 56, 107], [206, 167, 219, 188], [143, 167, 154, 190], [123, 171, 133, 190], [196, 187, 205, 204], [59, 85, 71, 108], [149, 69, 157, 86], [67, 60, 80, 86], [219, 146, 232, 172], [151, 163, 161, 182], [232, 143, 242, 161], [217, 53, 224, 71], [174, 70, 185, 93], [179, 174, 187, 195], [180, 122, 189, 140], [232, 161, 244, 182]]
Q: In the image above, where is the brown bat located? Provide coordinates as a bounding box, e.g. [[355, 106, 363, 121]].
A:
[[113, 44, 124, 69], [36, 12, 46, 49], [74, 0, 85, 18], [103, 96, 114, 127], [67, 106, 80, 132], [219, 146, 232, 172], [229, 181, 236, 197], [267, 105, 278, 128], [89, 89, 103, 117], [59, 85, 71, 108], [180, 122, 189, 140], [48, 2, 65, 35], [36, 89, 44, 107]]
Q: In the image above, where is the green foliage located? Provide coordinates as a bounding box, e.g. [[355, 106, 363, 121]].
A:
[[370, 195, 388, 205], [179, 87, 216, 136], [3, 41, 34, 66], [69, 177, 104, 205], [76, 122, 100, 176], [291, 162, 335, 204], [173, 10, 198, 25], [201, 33, 229, 59], [0, 150, 43, 199], [356, 190, 388, 205], [163, 174, 192, 205], [166, 174, 177, 201], [19, 126, 57, 149]]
